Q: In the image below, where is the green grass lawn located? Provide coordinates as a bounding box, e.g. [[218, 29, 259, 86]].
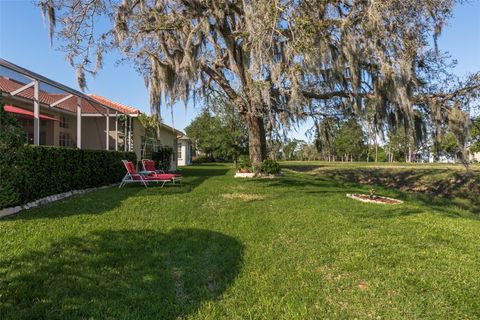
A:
[[1, 163, 479, 319]]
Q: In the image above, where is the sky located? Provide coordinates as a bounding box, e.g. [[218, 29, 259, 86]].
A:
[[1, 0, 479, 138]]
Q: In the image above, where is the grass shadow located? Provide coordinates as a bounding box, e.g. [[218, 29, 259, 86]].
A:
[[3, 165, 230, 221], [0, 228, 244, 319], [253, 168, 479, 220], [285, 165, 480, 215]]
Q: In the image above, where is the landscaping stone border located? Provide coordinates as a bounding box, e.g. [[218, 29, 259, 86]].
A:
[[234, 172, 256, 178], [234, 172, 284, 178], [346, 193, 403, 205], [0, 184, 118, 219]]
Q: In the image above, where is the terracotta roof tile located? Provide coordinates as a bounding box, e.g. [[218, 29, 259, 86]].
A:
[[0, 77, 114, 114], [88, 94, 141, 115]]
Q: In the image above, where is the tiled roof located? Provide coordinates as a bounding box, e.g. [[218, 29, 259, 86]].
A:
[[88, 94, 140, 115], [0, 76, 121, 114], [0, 77, 59, 105]]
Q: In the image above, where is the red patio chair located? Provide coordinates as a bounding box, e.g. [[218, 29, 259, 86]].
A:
[[119, 160, 177, 188], [141, 159, 182, 184]]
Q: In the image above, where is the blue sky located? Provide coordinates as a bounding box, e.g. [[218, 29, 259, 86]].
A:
[[1, 0, 479, 138]]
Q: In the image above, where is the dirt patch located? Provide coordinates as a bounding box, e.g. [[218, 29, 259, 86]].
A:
[[222, 193, 267, 202]]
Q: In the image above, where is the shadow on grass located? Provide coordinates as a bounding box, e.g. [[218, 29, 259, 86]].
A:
[[252, 169, 479, 219], [0, 228, 243, 320], [4, 165, 230, 221], [285, 166, 480, 215]]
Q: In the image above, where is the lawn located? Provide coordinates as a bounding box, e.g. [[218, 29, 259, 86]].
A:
[[0, 163, 479, 319]]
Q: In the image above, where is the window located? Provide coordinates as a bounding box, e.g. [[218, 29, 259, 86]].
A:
[[178, 142, 182, 159], [59, 116, 70, 129], [344, 67, 352, 79], [59, 132, 71, 147], [19, 118, 33, 128]]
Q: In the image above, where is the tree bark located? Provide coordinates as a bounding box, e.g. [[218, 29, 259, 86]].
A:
[[246, 113, 267, 166]]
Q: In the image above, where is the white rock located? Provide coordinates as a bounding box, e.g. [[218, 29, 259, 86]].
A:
[[0, 206, 21, 217], [234, 172, 256, 178]]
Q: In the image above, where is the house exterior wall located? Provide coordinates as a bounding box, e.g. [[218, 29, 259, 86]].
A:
[[82, 116, 127, 151], [469, 152, 480, 162], [157, 125, 178, 171], [132, 118, 178, 171], [82, 117, 107, 150], [178, 139, 192, 166], [132, 118, 145, 160]]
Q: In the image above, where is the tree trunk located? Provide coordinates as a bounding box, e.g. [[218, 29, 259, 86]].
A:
[[246, 113, 267, 166]]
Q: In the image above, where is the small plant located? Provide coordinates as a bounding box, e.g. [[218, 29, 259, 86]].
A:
[[368, 188, 376, 199], [261, 159, 281, 175], [236, 155, 252, 172]]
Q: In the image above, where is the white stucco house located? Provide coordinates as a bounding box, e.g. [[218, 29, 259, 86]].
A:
[[469, 151, 480, 162], [177, 134, 192, 166]]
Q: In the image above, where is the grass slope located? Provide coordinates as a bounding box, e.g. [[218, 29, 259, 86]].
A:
[[0, 163, 479, 319]]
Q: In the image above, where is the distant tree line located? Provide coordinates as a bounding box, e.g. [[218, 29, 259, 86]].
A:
[[186, 107, 480, 163], [277, 116, 480, 163]]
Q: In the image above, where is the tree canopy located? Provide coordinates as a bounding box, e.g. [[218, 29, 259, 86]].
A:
[[470, 117, 480, 153], [40, 0, 480, 164], [333, 119, 366, 161], [185, 105, 247, 161]]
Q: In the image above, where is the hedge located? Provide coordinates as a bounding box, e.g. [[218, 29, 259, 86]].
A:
[[0, 146, 136, 209]]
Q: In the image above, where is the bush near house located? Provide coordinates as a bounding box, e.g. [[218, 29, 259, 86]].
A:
[[151, 145, 173, 172], [0, 146, 136, 209]]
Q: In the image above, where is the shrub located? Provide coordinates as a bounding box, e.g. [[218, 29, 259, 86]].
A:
[[152, 145, 173, 172], [0, 94, 26, 207], [261, 159, 281, 175], [236, 155, 252, 171], [192, 155, 214, 164], [0, 146, 136, 209]]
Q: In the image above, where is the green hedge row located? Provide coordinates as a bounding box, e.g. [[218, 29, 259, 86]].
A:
[[0, 146, 136, 209]]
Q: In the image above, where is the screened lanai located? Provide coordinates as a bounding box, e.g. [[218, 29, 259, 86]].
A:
[[0, 58, 134, 151]]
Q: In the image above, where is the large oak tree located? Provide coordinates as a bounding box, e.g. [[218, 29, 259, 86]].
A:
[[40, 0, 479, 165]]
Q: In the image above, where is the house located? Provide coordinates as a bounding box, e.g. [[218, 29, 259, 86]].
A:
[[88, 94, 184, 171], [177, 134, 193, 166], [0, 58, 187, 171], [469, 151, 480, 163]]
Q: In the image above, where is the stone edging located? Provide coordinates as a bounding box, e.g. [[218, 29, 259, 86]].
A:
[[346, 193, 403, 205], [234, 172, 256, 178], [0, 184, 118, 219]]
